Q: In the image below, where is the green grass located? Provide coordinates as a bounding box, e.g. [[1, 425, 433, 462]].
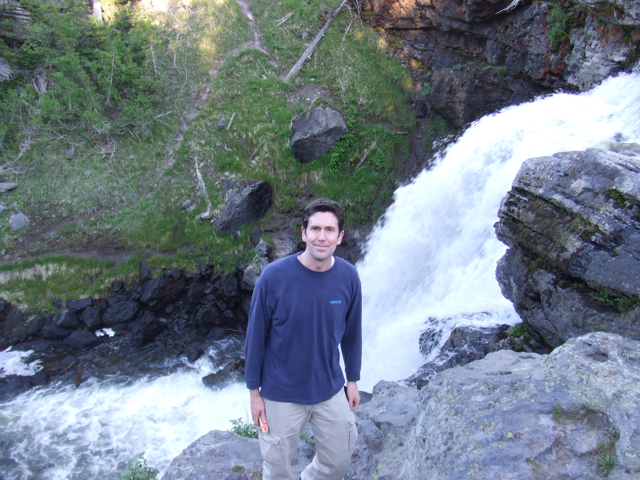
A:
[[0, 0, 415, 308]]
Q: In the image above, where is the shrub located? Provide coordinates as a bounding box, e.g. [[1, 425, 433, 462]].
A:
[[230, 418, 259, 438], [120, 453, 159, 480]]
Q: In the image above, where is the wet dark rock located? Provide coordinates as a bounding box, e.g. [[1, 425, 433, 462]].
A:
[[0, 370, 49, 402], [1, 307, 26, 346], [65, 297, 92, 313], [290, 106, 348, 163], [186, 345, 205, 363], [202, 359, 245, 390], [139, 260, 151, 283], [129, 311, 166, 346], [141, 276, 188, 311], [54, 309, 79, 329], [42, 321, 74, 339], [102, 301, 139, 327], [63, 330, 100, 350], [81, 306, 102, 331], [213, 181, 273, 234], [406, 323, 510, 389], [25, 315, 46, 337], [496, 146, 640, 349], [361, 0, 640, 127], [415, 98, 428, 118]]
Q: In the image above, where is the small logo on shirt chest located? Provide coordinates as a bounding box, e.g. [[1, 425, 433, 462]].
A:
[[329, 300, 342, 304]]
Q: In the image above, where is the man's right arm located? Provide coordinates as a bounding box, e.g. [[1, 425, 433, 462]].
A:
[[245, 276, 271, 425], [250, 388, 266, 426]]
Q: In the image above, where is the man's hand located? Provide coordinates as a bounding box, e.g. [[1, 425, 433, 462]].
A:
[[250, 389, 266, 426], [346, 381, 360, 410]]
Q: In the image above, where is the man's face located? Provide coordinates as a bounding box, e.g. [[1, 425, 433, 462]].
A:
[[301, 211, 344, 263]]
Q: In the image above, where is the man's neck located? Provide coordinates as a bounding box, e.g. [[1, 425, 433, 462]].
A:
[[298, 251, 334, 272]]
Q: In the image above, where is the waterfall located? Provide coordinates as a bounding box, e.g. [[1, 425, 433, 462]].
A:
[[357, 70, 640, 391], [1, 71, 639, 479]]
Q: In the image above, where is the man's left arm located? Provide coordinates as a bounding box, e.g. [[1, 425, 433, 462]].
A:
[[341, 275, 362, 410]]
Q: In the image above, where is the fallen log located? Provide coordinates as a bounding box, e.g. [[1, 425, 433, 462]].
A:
[[284, 0, 349, 82]]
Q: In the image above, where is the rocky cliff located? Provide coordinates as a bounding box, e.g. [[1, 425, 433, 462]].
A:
[[361, 0, 640, 128], [163, 332, 640, 479], [495, 144, 640, 350]]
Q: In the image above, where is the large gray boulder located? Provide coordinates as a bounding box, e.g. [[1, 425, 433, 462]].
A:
[[290, 107, 348, 163], [495, 145, 640, 349], [166, 333, 640, 479], [214, 181, 272, 234], [399, 332, 640, 479]]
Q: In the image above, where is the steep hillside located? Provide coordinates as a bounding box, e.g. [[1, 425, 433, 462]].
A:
[[0, 0, 416, 309]]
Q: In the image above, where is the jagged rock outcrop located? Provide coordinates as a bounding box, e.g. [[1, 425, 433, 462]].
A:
[[165, 332, 640, 479], [361, 0, 640, 127], [495, 144, 640, 349], [400, 332, 640, 479]]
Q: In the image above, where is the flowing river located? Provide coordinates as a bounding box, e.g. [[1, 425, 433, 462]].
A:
[[1, 71, 640, 479]]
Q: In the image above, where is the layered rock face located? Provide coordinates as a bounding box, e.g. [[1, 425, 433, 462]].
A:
[[495, 145, 640, 349], [400, 333, 640, 479], [361, 0, 640, 127]]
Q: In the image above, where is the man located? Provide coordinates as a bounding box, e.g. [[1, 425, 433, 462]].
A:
[[245, 198, 362, 480]]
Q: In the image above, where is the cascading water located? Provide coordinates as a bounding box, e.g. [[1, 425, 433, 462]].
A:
[[357, 70, 640, 390], [1, 71, 639, 479]]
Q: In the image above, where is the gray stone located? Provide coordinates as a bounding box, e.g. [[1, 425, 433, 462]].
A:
[[290, 107, 348, 163], [201, 358, 245, 390], [181, 199, 192, 210], [0, 182, 17, 194], [102, 301, 139, 326], [65, 297, 93, 313], [55, 309, 79, 329], [218, 118, 226, 129], [77, 219, 83, 229], [163, 431, 264, 480], [0, 204, 6, 216], [213, 181, 273, 234], [81, 306, 102, 331], [9, 212, 29, 231], [406, 323, 510, 388], [63, 330, 99, 350], [270, 232, 298, 260], [65, 146, 74, 159], [495, 146, 640, 348], [399, 333, 640, 479], [240, 265, 259, 291], [254, 240, 272, 258], [565, 15, 633, 91], [140, 276, 188, 311]]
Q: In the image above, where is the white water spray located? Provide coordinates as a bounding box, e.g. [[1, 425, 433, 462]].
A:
[[1, 72, 639, 478], [357, 71, 640, 390]]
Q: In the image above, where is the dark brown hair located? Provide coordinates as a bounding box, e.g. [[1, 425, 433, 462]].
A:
[[303, 198, 345, 232]]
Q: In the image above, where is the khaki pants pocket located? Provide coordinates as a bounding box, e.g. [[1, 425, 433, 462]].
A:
[[259, 430, 287, 467], [347, 415, 358, 452]]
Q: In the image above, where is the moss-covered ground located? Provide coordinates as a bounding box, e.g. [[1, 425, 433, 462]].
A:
[[0, 0, 416, 309]]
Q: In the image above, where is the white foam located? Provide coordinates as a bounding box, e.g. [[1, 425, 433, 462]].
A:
[[357, 71, 640, 391], [0, 363, 249, 479], [0, 348, 42, 377]]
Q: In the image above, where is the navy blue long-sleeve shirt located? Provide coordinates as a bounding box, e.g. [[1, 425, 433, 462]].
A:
[[244, 254, 362, 405]]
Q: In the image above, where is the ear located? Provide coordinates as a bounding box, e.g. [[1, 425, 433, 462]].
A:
[[301, 226, 307, 242], [336, 230, 344, 245]]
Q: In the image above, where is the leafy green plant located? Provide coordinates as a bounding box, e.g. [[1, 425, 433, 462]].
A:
[[421, 83, 432, 98], [300, 432, 315, 445], [120, 453, 159, 480], [230, 418, 259, 439], [597, 455, 615, 477], [547, 6, 571, 50]]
